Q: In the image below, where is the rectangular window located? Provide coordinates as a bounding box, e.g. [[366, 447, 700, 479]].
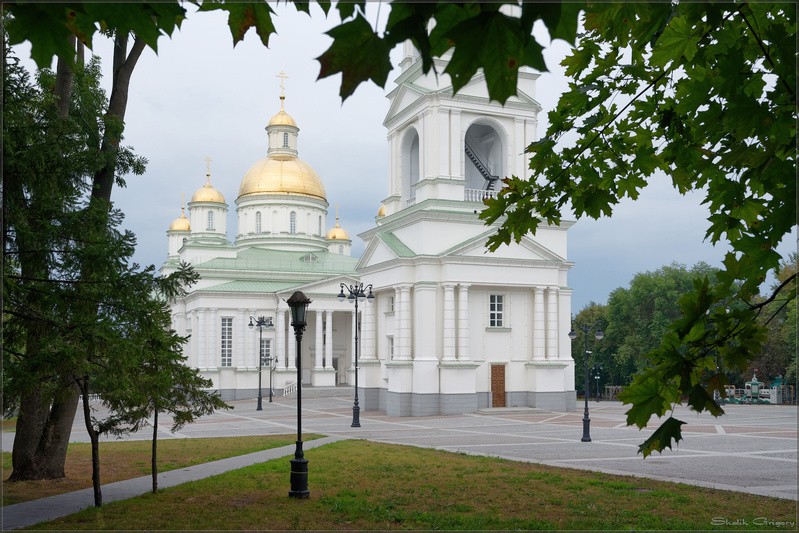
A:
[[260, 338, 272, 366], [221, 317, 233, 366], [388, 336, 395, 360], [489, 294, 504, 328], [388, 296, 395, 313]]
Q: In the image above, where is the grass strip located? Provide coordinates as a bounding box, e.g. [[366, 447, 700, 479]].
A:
[[3, 435, 321, 506], [29, 440, 795, 530]]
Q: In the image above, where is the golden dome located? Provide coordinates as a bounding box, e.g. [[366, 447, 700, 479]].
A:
[[268, 108, 297, 128], [191, 170, 226, 203], [326, 214, 349, 240], [239, 156, 326, 200], [377, 204, 386, 217], [169, 211, 190, 231], [326, 226, 349, 240]]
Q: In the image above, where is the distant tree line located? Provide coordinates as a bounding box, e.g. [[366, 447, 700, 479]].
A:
[[572, 258, 797, 396]]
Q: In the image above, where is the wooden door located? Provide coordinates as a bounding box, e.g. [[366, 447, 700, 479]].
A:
[[491, 364, 506, 408]]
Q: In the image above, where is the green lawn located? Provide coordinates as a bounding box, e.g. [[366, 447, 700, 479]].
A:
[[26, 439, 796, 530]]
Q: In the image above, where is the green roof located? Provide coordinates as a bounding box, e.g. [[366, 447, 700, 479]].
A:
[[380, 232, 415, 258], [197, 280, 303, 293], [195, 247, 358, 275]]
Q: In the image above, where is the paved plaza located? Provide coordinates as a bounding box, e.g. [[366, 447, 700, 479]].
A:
[[2, 391, 797, 529]]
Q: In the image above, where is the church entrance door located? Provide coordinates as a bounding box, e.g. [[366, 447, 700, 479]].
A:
[[491, 364, 506, 408]]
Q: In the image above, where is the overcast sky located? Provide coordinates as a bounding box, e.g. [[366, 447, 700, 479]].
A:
[[13, 3, 795, 312]]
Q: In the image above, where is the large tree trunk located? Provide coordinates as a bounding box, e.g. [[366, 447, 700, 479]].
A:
[[91, 33, 145, 206], [9, 33, 144, 482]]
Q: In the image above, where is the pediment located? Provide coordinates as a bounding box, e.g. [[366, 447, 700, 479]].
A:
[[356, 233, 407, 269], [444, 229, 566, 263], [384, 84, 426, 125]]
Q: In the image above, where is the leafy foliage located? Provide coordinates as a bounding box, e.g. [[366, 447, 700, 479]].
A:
[[480, 3, 796, 454]]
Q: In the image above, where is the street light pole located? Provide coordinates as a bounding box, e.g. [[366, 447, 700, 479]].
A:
[[248, 315, 273, 411], [569, 322, 604, 443], [287, 291, 311, 499], [338, 282, 374, 428]]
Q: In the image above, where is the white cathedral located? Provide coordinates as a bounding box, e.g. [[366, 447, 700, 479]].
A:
[[162, 47, 576, 416]]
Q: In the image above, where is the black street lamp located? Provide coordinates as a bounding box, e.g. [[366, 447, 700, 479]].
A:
[[248, 316, 273, 410], [569, 322, 604, 442], [337, 282, 374, 428], [287, 291, 311, 499]]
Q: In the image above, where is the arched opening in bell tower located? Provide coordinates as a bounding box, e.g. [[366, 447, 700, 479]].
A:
[[464, 123, 504, 192], [401, 128, 420, 202]]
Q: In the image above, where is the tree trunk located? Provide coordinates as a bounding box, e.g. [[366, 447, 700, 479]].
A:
[[91, 33, 146, 206], [78, 378, 103, 507], [151, 410, 158, 493], [7, 48, 81, 482]]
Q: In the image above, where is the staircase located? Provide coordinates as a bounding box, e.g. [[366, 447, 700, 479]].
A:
[[465, 135, 499, 191]]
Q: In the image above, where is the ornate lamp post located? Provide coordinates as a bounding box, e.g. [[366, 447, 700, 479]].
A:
[[337, 282, 374, 428], [592, 366, 602, 402], [569, 322, 604, 442], [248, 316, 273, 409], [287, 291, 311, 499]]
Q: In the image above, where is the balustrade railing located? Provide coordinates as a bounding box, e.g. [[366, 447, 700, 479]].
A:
[[464, 188, 498, 202]]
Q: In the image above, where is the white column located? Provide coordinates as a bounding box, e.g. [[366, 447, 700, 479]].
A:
[[208, 309, 217, 368], [246, 309, 255, 368], [362, 295, 376, 360], [197, 309, 207, 368], [287, 309, 297, 370], [457, 284, 470, 360], [325, 310, 333, 367], [399, 284, 412, 360], [443, 283, 456, 361], [546, 287, 559, 359], [314, 309, 324, 369], [533, 287, 546, 360], [189, 310, 198, 368], [275, 308, 286, 369], [235, 310, 245, 368]]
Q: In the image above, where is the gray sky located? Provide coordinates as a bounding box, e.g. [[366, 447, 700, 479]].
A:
[[13, 3, 795, 312]]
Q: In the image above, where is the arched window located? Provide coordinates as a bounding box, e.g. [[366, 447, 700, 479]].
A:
[[255, 211, 262, 233], [317, 216, 322, 236], [283, 132, 289, 148], [207, 211, 215, 230], [289, 211, 297, 234], [338, 245, 343, 254]]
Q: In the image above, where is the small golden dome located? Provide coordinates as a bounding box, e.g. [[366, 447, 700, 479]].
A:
[[326, 226, 349, 240], [191, 169, 226, 204], [239, 156, 326, 200], [169, 212, 190, 231], [377, 204, 386, 217], [326, 214, 349, 240], [268, 109, 297, 128]]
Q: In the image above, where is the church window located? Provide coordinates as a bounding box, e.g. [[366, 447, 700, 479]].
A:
[[388, 336, 395, 360], [221, 317, 233, 366], [283, 132, 289, 148], [387, 296, 395, 313], [207, 211, 215, 230], [300, 253, 318, 263], [260, 339, 272, 367], [338, 245, 343, 254], [318, 216, 322, 236], [489, 294, 504, 328], [255, 211, 262, 233], [290, 211, 297, 234]]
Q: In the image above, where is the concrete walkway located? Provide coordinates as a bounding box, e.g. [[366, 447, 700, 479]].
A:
[[3, 392, 796, 529], [2, 436, 342, 530]]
